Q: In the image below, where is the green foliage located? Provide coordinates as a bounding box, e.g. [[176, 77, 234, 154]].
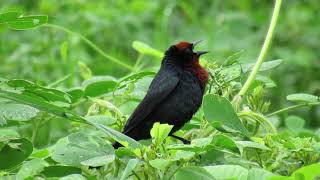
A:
[[1, 1, 320, 179]]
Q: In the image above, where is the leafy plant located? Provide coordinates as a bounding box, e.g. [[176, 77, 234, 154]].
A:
[[1, 0, 320, 179]]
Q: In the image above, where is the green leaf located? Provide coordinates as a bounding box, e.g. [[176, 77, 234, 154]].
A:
[[0, 103, 39, 121], [211, 134, 239, 153], [203, 94, 248, 136], [287, 93, 319, 103], [120, 159, 139, 180], [0, 138, 33, 170], [6, 79, 72, 104], [67, 87, 84, 103], [86, 115, 116, 126], [0, 129, 20, 142], [267, 176, 293, 180], [119, 71, 156, 84], [236, 141, 270, 155], [42, 166, 82, 178], [149, 158, 170, 171], [243, 59, 283, 72], [51, 132, 113, 167], [78, 61, 92, 80], [291, 163, 320, 180], [81, 155, 115, 167], [248, 168, 275, 180], [16, 158, 48, 179], [60, 41, 68, 62], [0, 12, 48, 30], [223, 50, 244, 66], [92, 122, 144, 149], [204, 165, 248, 180], [31, 148, 50, 159], [82, 76, 117, 97], [132, 41, 163, 58], [60, 174, 86, 180], [0, 12, 20, 23], [150, 123, 173, 147], [175, 166, 216, 180], [285, 116, 305, 131]]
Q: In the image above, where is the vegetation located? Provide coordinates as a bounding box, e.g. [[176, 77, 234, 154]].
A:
[[0, 0, 320, 179]]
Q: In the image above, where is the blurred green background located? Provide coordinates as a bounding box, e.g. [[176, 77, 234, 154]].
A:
[[0, 0, 319, 125]]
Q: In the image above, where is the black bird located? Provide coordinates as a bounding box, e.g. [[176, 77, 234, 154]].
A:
[[113, 41, 208, 148]]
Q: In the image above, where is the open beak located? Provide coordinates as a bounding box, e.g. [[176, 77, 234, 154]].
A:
[[191, 40, 208, 56], [192, 40, 203, 48], [195, 51, 209, 57]]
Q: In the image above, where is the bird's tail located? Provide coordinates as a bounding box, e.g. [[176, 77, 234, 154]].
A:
[[112, 142, 123, 149]]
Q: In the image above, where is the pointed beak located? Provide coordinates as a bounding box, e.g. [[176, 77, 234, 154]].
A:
[[192, 40, 203, 49], [195, 51, 209, 57]]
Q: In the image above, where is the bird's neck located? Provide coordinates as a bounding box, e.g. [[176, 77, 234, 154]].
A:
[[184, 60, 208, 87]]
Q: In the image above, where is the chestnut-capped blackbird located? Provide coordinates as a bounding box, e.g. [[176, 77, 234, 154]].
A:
[[113, 41, 208, 148]]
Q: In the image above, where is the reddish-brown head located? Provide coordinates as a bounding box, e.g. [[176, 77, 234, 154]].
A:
[[168, 41, 209, 86], [175, 41, 193, 51]]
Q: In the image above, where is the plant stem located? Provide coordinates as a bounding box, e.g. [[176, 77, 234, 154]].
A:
[[266, 102, 320, 117], [234, 0, 282, 102], [133, 54, 144, 71], [43, 24, 134, 71]]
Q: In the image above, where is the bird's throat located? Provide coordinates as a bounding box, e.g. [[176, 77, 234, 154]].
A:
[[185, 61, 208, 87]]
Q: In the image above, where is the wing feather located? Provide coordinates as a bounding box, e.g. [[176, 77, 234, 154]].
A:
[[123, 68, 179, 134]]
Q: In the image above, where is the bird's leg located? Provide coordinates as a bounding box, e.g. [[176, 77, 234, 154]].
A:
[[170, 134, 191, 144]]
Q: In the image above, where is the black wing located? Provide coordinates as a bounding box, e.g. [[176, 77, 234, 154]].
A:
[[123, 68, 179, 134]]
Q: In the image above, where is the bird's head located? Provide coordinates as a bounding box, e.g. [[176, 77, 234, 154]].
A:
[[165, 40, 208, 64]]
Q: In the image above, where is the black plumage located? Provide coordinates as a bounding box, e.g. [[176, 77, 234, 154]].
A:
[[113, 41, 208, 148]]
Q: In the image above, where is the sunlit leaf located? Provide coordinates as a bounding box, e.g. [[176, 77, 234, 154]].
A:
[[0, 12, 48, 29], [150, 123, 173, 147], [16, 158, 48, 179], [132, 41, 163, 58]]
